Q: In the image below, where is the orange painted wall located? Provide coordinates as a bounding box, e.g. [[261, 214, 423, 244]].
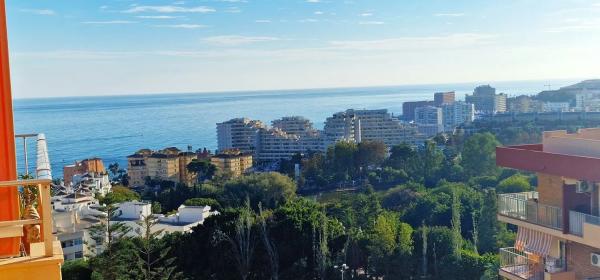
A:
[[0, 0, 21, 257]]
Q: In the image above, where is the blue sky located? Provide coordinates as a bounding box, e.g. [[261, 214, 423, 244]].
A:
[[5, 0, 600, 98]]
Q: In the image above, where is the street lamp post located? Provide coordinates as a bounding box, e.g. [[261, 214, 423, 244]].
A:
[[334, 263, 349, 280]]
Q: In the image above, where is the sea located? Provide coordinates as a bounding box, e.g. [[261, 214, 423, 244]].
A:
[[12, 79, 578, 178]]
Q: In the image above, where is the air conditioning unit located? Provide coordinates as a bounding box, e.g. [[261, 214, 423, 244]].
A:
[[577, 181, 592, 193], [591, 253, 600, 267]]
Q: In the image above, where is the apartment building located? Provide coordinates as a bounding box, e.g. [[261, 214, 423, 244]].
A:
[[324, 109, 425, 148], [323, 110, 361, 147], [146, 148, 181, 183], [415, 106, 443, 137], [258, 116, 323, 161], [127, 147, 198, 187], [210, 149, 253, 177], [273, 117, 322, 149], [465, 85, 507, 114], [496, 93, 508, 113], [575, 90, 600, 112], [442, 101, 475, 132], [127, 149, 150, 188], [497, 128, 600, 280], [217, 116, 323, 161], [217, 118, 266, 155], [508, 95, 542, 113], [402, 100, 435, 121], [53, 208, 107, 260], [63, 158, 106, 186], [543, 102, 571, 113], [218, 111, 426, 162], [434, 91, 456, 106], [258, 128, 303, 161], [272, 116, 319, 137]]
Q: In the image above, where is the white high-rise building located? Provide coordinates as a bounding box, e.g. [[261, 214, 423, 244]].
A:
[[323, 109, 425, 149], [442, 102, 475, 132], [272, 116, 317, 136], [323, 111, 360, 148], [415, 106, 443, 137], [257, 117, 323, 161], [218, 111, 427, 162], [271, 116, 322, 151], [217, 118, 266, 155], [258, 129, 304, 161]]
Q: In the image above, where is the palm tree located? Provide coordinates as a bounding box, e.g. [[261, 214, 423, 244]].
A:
[[108, 162, 119, 177]]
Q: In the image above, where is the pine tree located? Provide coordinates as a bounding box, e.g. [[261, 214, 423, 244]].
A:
[[451, 190, 462, 260], [472, 210, 479, 255], [88, 204, 132, 280], [135, 215, 182, 280], [421, 223, 428, 278], [478, 189, 498, 253], [313, 214, 329, 280]]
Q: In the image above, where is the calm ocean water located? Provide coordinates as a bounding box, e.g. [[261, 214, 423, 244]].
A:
[[12, 79, 577, 178]]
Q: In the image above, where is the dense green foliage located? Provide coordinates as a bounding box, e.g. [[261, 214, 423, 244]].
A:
[[62, 259, 93, 280], [222, 172, 297, 209], [461, 133, 500, 177], [497, 174, 532, 193], [183, 197, 221, 209], [99, 185, 140, 205], [78, 131, 536, 279], [462, 117, 600, 145], [187, 159, 217, 182]]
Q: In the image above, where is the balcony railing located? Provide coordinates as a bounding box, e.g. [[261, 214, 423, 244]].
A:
[[15, 133, 52, 179], [498, 192, 563, 230], [569, 210, 600, 237], [0, 179, 54, 257], [499, 247, 544, 280], [0, 133, 57, 260]]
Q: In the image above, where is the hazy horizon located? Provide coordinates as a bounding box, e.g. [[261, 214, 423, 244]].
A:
[[11, 77, 586, 100]]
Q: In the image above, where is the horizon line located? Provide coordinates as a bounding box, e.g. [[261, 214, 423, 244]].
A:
[[12, 77, 590, 100]]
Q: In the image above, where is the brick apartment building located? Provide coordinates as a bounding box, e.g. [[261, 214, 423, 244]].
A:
[[497, 128, 600, 280], [127, 147, 198, 188]]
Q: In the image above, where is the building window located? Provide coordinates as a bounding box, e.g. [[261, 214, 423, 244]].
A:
[[74, 251, 84, 259], [61, 240, 74, 248]]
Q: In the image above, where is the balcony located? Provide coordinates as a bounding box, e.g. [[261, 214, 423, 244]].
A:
[[499, 247, 544, 280], [498, 192, 563, 231], [499, 247, 576, 280], [0, 134, 63, 280], [568, 210, 600, 248]]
